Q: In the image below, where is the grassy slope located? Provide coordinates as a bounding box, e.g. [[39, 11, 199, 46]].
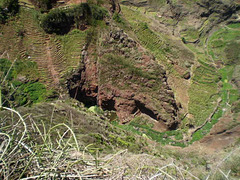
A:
[[117, 3, 239, 145], [2, 100, 239, 179], [189, 23, 240, 141], [0, 7, 86, 87]]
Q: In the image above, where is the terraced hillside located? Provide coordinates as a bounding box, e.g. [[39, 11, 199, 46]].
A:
[[0, 6, 85, 88], [117, 0, 240, 145], [0, 0, 240, 179]]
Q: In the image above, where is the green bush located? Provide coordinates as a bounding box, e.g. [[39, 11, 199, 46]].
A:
[[15, 82, 47, 105], [41, 3, 107, 34], [30, 0, 56, 12], [90, 4, 107, 20], [0, 7, 8, 23], [41, 8, 73, 34], [0, 0, 19, 23], [2, 0, 19, 15]]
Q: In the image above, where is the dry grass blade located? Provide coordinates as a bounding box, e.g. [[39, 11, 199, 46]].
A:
[[1, 106, 27, 156], [205, 146, 240, 180], [0, 104, 113, 179], [0, 132, 11, 160], [1, 58, 17, 85]]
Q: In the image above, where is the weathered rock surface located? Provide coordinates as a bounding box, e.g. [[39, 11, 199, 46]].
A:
[[67, 29, 180, 130]]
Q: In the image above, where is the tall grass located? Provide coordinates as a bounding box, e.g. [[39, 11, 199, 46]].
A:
[[0, 105, 110, 179]]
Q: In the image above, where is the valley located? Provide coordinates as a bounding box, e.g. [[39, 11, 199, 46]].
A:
[[0, 0, 239, 179]]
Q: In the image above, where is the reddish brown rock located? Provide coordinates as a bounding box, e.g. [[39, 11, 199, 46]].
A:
[[67, 29, 180, 130]]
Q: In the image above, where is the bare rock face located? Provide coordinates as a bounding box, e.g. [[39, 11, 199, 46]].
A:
[[67, 29, 180, 130]]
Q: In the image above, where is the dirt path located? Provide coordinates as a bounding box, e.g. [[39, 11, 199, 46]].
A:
[[46, 38, 60, 85]]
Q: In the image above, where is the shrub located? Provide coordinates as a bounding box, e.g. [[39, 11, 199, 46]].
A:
[[0, 0, 19, 24], [41, 3, 107, 34], [113, 12, 123, 23], [2, 0, 19, 15], [90, 4, 107, 20], [0, 7, 8, 24], [41, 8, 73, 34], [30, 0, 56, 12], [0, 58, 13, 80]]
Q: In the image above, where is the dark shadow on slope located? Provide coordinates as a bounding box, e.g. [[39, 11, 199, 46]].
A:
[[69, 87, 98, 107], [101, 99, 116, 111], [135, 100, 157, 120]]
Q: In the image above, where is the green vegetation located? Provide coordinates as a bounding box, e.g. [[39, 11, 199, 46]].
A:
[[117, 5, 239, 147], [227, 23, 240, 29], [113, 12, 124, 24], [55, 29, 88, 74], [121, 6, 170, 64], [89, 4, 108, 20], [1, 0, 19, 14], [0, 58, 56, 107], [30, 0, 56, 11], [41, 3, 107, 34], [41, 5, 86, 34], [180, 28, 199, 42], [208, 25, 240, 64], [0, 0, 240, 179], [190, 24, 240, 141], [121, 5, 194, 75], [134, 22, 171, 62], [102, 53, 158, 81], [188, 60, 220, 126], [112, 117, 186, 147], [0, 0, 19, 23], [225, 41, 240, 65], [191, 67, 239, 142], [191, 108, 222, 142], [148, 0, 166, 7]]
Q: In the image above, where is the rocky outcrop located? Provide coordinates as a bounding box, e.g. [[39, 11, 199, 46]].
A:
[[67, 28, 180, 130]]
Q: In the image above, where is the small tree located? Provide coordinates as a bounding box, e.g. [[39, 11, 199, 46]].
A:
[[0, 7, 8, 24], [41, 8, 73, 34], [30, 0, 57, 12], [0, 0, 19, 23], [2, 0, 19, 15]]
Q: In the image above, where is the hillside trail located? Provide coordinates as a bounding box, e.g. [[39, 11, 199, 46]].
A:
[[45, 37, 60, 86]]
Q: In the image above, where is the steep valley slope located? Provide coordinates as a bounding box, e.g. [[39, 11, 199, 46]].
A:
[[0, 0, 240, 179]]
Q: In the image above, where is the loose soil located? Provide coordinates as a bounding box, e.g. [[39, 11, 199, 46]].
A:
[[46, 39, 60, 85]]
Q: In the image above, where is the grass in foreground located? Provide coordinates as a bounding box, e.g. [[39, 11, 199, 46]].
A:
[[0, 102, 240, 179]]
